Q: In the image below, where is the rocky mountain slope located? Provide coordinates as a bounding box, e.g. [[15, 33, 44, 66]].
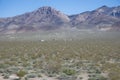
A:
[[69, 6, 120, 30], [0, 5, 120, 33], [0, 6, 70, 33]]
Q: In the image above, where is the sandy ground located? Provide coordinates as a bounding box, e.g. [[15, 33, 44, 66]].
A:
[[76, 73, 89, 80], [29, 74, 59, 80], [0, 74, 59, 80]]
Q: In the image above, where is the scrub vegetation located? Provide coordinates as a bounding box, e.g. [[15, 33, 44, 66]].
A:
[[0, 31, 120, 80]]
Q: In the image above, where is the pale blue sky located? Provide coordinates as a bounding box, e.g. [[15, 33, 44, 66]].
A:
[[0, 0, 120, 18]]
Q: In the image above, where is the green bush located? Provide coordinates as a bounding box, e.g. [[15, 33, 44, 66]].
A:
[[38, 74, 42, 77], [17, 70, 27, 77], [63, 68, 76, 75]]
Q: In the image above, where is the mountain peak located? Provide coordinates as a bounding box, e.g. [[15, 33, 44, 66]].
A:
[[38, 6, 55, 11], [97, 5, 109, 10], [36, 6, 58, 14], [100, 5, 108, 8], [35, 6, 70, 22], [95, 5, 110, 13]]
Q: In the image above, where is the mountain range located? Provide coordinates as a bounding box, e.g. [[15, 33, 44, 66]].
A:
[[0, 5, 120, 33]]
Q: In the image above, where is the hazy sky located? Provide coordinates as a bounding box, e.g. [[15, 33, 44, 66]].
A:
[[0, 0, 120, 18]]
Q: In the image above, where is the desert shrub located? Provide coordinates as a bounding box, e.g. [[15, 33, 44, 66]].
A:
[[63, 68, 76, 75], [98, 76, 108, 80], [17, 70, 27, 77], [95, 69, 101, 74], [79, 77, 83, 79], [88, 75, 108, 80], [44, 61, 61, 74], [88, 78, 96, 80], [3, 74, 9, 79], [0, 69, 4, 73], [38, 74, 42, 77], [0, 63, 8, 69], [88, 75, 93, 77], [26, 73, 36, 78]]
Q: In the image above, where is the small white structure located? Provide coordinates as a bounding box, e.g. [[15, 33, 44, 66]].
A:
[[100, 27, 111, 31], [40, 40, 45, 42]]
